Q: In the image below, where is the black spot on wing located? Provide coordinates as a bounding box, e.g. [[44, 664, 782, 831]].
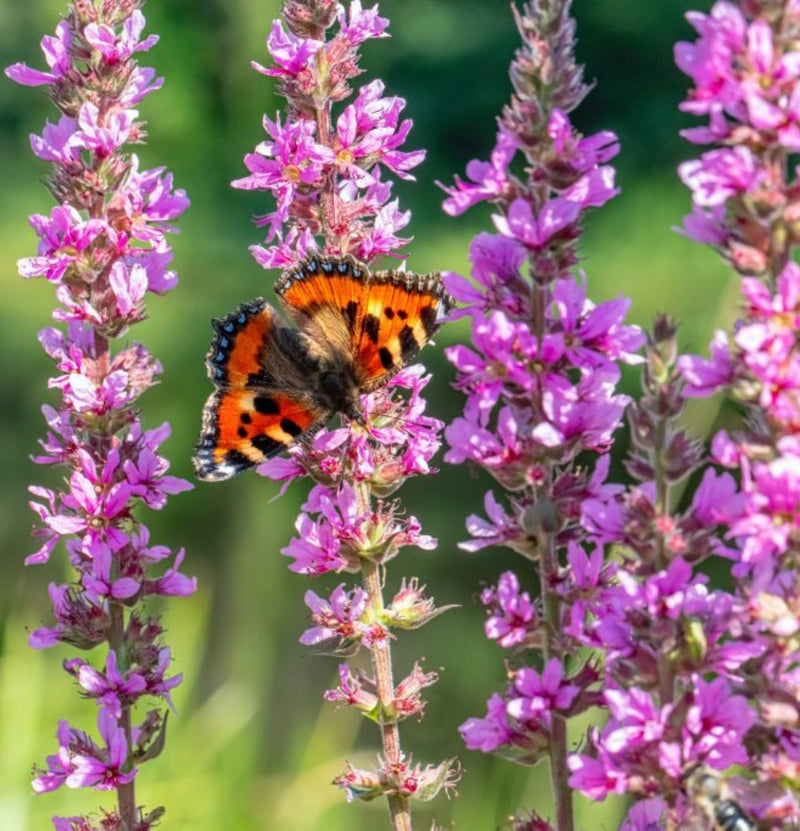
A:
[[254, 396, 280, 415], [399, 325, 419, 360], [240, 413, 252, 424], [378, 347, 395, 371], [384, 307, 395, 320], [364, 314, 380, 344], [280, 418, 303, 437], [421, 305, 438, 337], [397, 309, 408, 321], [251, 434, 283, 456], [237, 426, 247, 438], [344, 300, 359, 329]]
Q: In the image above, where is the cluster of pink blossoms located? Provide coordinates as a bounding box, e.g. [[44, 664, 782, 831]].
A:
[[567, 2, 800, 828], [8, 4, 194, 830], [233, 0, 422, 268], [234, 0, 458, 821]]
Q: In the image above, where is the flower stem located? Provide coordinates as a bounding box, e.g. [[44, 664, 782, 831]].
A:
[[532, 267, 574, 831], [311, 24, 339, 251], [362, 557, 412, 831], [538, 520, 574, 831], [109, 600, 136, 829], [357, 478, 411, 831], [96, 331, 137, 829]]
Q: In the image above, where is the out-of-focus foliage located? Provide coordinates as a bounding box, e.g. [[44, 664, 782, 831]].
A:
[[0, 1, 732, 828]]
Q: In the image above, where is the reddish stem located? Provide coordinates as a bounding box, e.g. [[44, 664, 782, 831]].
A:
[[358, 483, 412, 831]]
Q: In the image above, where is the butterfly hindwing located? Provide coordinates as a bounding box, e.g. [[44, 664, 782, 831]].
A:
[[195, 387, 330, 481], [275, 254, 451, 390], [195, 298, 331, 481]]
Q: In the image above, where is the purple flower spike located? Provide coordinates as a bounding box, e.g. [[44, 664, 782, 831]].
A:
[[441, 1, 648, 827], [11, 3, 193, 827]]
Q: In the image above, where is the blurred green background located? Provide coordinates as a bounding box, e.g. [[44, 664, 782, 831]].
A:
[[0, 1, 735, 829]]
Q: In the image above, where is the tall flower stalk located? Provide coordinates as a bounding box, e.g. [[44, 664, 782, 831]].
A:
[[229, 2, 457, 828], [7, 3, 194, 829], [440, 1, 643, 829]]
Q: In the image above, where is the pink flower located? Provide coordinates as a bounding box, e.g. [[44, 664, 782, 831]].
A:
[[460, 694, 516, 753], [494, 196, 581, 251], [508, 660, 580, 725], [481, 571, 537, 648], [84, 11, 158, 63], [71, 653, 147, 719], [66, 709, 137, 790], [254, 20, 322, 78], [73, 102, 137, 156], [441, 127, 518, 215], [300, 584, 369, 646], [678, 146, 761, 206], [5, 21, 71, 86], [337, 1, 390, 45], [19, 206, 108, 283], [678, 330, 734, 396]]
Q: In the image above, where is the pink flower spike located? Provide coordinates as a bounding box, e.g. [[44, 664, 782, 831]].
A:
[[14, 3, 190, 819]]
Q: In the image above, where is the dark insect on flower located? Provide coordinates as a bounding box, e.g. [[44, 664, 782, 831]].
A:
[[684, 767, 756, 831]]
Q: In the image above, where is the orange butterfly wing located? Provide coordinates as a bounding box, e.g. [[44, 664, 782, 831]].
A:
[[276, 255, 451, 390]]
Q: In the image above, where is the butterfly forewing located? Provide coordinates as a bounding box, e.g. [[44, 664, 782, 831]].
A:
[[276, 255, 451, 389], [354, 271, 446, 388], [204, 298, 272, 388]]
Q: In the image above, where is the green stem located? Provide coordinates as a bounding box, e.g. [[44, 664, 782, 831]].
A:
[[109, 601, 136, 829], [94, 337, 136, 829], [531, 275, 574, 830]]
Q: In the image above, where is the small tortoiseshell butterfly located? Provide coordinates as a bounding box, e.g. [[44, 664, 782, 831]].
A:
[[194, 255, 453, 481]]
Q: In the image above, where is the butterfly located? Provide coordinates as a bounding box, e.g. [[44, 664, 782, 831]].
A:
[[193, 254, 453, 482]]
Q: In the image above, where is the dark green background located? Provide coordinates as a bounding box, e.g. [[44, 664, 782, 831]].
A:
[[0, 2, 733, 828]]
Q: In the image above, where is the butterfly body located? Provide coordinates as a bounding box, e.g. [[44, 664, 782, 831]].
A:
[[194, 255, 452, 482]]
